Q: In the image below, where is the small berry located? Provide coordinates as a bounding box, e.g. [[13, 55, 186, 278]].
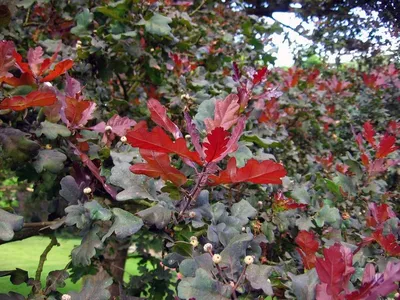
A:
[[189, 236, 198, 242], [105, 125, 113, 132], [212, 254, 222, 264], [189, 211, 196, 218], [45, 144, 52, 150], [203, 243, 213, 252], [120, 136, 127, 143], [83, 187, 92, 194], [61, 295, 71, 300], [244, 255, 254, 265]]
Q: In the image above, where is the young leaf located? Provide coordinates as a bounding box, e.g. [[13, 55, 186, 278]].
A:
[[130, 149, 187, 186], [126, 124, 202, 165], [40, 59, 74, 82], [148, 98, 182, 139], [64, 97, 96, 128], [204, 94, 240, 133], [376, 134, 398, 158], [363, 121, 376, 148], [0, 91, 56, 111], [203, 127, 229, 162], [315, 243, 355, 298], [295, 230, 319, 269], [371, 229, 400, 256], [252, 66, 268, 85], [184, 111, 204, 157], [209, 157, 286, 185]]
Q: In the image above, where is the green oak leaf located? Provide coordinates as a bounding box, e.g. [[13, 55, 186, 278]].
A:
[[35, 121, 71, 140]]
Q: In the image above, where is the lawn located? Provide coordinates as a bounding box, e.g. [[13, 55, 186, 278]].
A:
[[0, 236, 140, 296]]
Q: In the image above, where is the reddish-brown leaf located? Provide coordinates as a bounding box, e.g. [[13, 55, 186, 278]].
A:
[[363, 121, 376, 148], [147, 98, 182, 139], [203, 127, 229, 162], [0, 91, 56, 111], [64, 97, 96, 127], [366, 203, 396, 228], [0, 72, 35, 87], [371, 229, 400, 256], [295, 230, 319, 269], [315, 243, 355, 298], [0, 41, 15, 78], [209, 157, 286, 185], [204, 94, 240, 133], [130, 149, 187, 186], [273, 191, 307, 212], [126, 124, 202, 165], [252, 66, 268, 85], [376, 134, 398, 158], [40, 59, 73, 82]]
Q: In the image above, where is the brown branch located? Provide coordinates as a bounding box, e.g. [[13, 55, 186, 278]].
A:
[[34, 235, 59, 282]]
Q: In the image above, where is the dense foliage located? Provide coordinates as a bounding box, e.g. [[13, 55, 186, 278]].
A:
[[0, 0, 399, 299]]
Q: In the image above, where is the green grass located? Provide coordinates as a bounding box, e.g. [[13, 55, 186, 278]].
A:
[[0, 236, 140, 296]]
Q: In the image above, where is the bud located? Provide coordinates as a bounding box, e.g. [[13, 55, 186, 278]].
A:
[[189, 236, 198, 242], [203, 243, 213, 252], [45, 144, 52, 149], [83, 187, 92, 194], [105, 125, 113, 132], [244, 255, 254, 265], [190, 239, 199, 247], [257, 201, 263, 207], [120, 136, 127, 143], [189, 211, 196, 218], [212, 254, 222, 264], [241, 227, 246, 232], [61, 295, 72, 300]]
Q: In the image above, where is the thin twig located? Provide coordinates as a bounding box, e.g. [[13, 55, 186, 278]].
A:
[[190, 0, 207, 16], [232, 265, 248, 300], [34, 235, 59, 282]]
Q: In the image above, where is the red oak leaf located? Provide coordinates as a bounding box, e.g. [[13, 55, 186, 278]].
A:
[[40, 59, 74, 82], [252, 66, 268, 85], [64, 97, 96, 128], [204, 94, 240, 133], [209, 157, 286, 185], [203, 127, 229, 163], [0, 73, 35, 87], [316, 243, 355, 299], [363, 121, 376, 148], [376, 134, 398, 158], [0, 90, 56, 111], [366, 202, 396, 228], [126, 124, 202, 165], [130, 149, 187, 186], [147, 98, 182, 139], [371, 229, 400, 256], [295, 230, 319, 269]]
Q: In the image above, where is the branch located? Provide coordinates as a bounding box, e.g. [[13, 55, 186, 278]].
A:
[[0, 221, 60, 246], [34, 235, 59, 282]]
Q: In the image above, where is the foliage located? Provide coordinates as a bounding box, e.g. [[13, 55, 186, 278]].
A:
[[0, 0, 399, 299]]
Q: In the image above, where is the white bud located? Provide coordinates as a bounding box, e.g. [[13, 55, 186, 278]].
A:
[[120, 136, 127, 143], [189, 211, 196, 218], [190, 239, 199, 247], [394, 292, 399, 298], [83, 187, 92, 194], [258, 201, 263, 207], [189, 236, 198, 242], [244, 255, 254, 265], [242, 227, 246, 232], [61, 295, 72, 300], [212, 254, 222, 264], [105, 125, 113, 132], [203, 243, 213, 252]]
